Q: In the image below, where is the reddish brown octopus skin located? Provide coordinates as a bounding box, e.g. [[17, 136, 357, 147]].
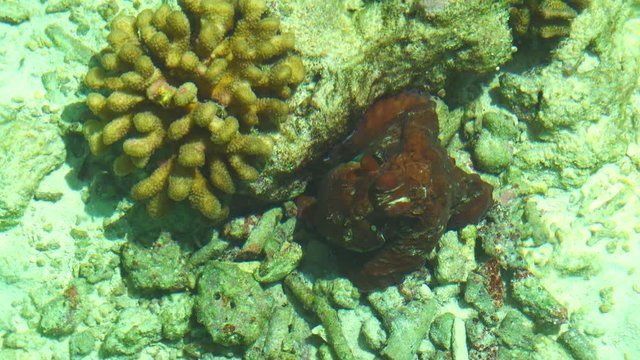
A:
[[313, 92, 493, 291]]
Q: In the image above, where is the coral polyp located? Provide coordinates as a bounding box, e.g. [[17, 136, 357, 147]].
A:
[[82, 0, 304, 221]]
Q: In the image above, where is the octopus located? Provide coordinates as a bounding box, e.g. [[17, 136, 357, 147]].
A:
[[312, 92, 493, 290]]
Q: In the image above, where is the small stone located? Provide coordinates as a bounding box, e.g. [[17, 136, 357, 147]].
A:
[[511, 269, 567, 326], [121, 234, 195, 291], [102, 307, 162, 355], [39, 296, 85, 337], [159, 293, 194, 341], [558, 329, 597, 360], [33, 191, 63, 202], [598, 286, 614, 313], [430, 313, 455, 350], [195, 261, 271, 346], [69, 331, 95, 357], [69, 228, 89, 240]]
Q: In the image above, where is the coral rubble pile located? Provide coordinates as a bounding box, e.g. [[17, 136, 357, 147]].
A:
[[82, 0, 304, 222]]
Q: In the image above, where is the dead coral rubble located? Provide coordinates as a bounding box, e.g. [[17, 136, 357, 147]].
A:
[[82, 0, 304, 222], [509, 0, 590, 40]]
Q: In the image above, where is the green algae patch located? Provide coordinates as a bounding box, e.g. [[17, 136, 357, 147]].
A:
[[195, 261, 271, 347]]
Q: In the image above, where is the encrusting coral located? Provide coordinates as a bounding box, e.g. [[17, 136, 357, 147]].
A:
[[82, 0, 304, 222]]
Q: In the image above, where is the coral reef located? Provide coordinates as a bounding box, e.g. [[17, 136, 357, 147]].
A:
[[508, 0, 590, 40], [2, 0, 638, 358], [82, 0, 304, 222], [311, 93, 494, 290]]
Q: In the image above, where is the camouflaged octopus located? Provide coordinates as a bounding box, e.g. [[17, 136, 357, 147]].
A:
[[312, 93, 493, 290]]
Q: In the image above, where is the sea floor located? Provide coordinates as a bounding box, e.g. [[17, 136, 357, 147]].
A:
[[1, 0, 639, 359]]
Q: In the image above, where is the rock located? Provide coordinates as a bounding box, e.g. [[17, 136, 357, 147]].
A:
[[102, 307, 162, 355], [38, 295, 86, 337], [0, 118, 65, 230], [195, 261, 271, 347], [121, 234, 195, 292], [0, 1, 36, 25], [474, 130, 513, 174], [158, 293, 194, 341], [69, 331, 95, 357]]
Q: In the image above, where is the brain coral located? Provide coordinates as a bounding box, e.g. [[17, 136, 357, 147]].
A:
[[82, 0, 304, 222]]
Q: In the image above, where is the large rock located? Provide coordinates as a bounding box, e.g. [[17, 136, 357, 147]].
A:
[[0, 115, 65, 230], [195, 261, 271, 347], [248, 0, 514, 200]]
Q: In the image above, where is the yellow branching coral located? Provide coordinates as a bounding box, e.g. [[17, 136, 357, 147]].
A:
[[83, 0, 304, 222]]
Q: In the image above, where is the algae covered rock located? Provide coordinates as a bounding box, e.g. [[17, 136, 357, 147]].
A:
[[102, 307, 162, 355], [435, 231, 477, 284], [470, 110, 520, 176], [511, 269, 568, 326], [195, 261, 271, 346], [253, 216, 302, 283], [38, 295, 86, 337], [121, 234, 195, 292], [474, 130, 514, 174], [69, 331, 96, 358], [0, 118, 65, 230], [158, 292, 194, 341], [247, 0, 513, 201], [494, 0, 640, 193], [82, 0, 304, 222], [508, 0, 590, 40], [0, 1, 35, 25], [429, 313, 455, 350]]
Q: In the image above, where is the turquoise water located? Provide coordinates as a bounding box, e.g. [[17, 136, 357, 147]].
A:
[[0, 0, 639, 359]]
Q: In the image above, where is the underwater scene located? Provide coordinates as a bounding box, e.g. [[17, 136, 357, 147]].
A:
[[0, 0, 639, 359]]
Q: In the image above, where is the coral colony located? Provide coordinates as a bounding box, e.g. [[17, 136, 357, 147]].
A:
[[82, 0, 304, 222]]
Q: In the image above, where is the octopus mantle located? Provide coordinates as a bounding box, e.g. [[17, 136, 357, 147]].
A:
[[313, 93, 493, 290]]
